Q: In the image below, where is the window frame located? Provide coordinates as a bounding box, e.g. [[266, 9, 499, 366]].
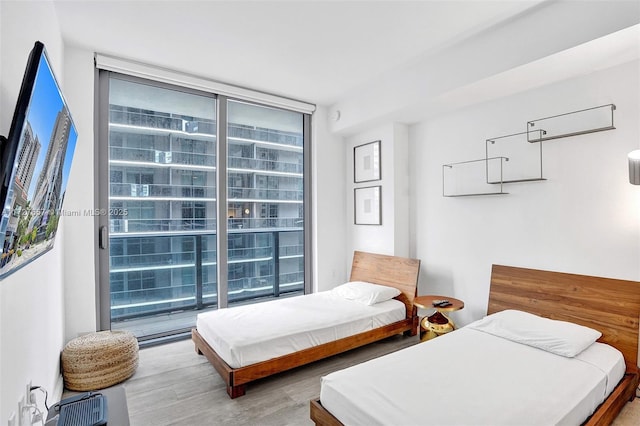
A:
[[95, 71, 312, 337]]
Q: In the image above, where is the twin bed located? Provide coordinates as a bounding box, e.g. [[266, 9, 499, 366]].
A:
[[192, 251, 640, 425], [310, 264, 640, 426], [192, 251, 421, 397]]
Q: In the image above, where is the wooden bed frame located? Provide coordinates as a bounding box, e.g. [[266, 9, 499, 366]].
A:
[[310, 264, 640, 426], [192, 251, 421, 398]]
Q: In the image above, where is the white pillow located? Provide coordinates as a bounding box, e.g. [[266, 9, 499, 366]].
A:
[[331, 281, 401, 305], [467, 309, 601, 357]]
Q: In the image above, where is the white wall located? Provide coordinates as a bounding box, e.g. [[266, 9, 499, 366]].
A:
[[0, 1, 67, 422], [393, 124, 410, 257], [345, 123, 409, 272], [62, 46, 98, 340], [312, 106, 348, 291], [410, 60, 640, 326]]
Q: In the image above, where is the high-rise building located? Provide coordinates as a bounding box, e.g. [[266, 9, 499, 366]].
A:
[[106, 94, 304, 336], [4, 122, 41, 237], [15, 122, 41, 198], [33, 107, 72, 216]]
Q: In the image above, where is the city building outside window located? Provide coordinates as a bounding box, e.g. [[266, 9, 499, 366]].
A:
[[97, 75, 309, 342]]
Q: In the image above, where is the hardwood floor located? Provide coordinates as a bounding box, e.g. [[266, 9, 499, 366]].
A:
[[122, 334, 418, 425], [121, 335, 640, 425]]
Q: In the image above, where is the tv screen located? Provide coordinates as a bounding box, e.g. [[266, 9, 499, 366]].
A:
[[0, 41, 77, 278]]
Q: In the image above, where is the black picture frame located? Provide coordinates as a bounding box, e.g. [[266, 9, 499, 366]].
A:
[[354, 186, 381, 225], [353, 140, 381, 183]]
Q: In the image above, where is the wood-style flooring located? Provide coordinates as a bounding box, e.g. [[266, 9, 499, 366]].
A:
[[120, 335, 640, 425], [123, 334, 417, 425]]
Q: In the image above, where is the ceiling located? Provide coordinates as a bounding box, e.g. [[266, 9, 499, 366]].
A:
[[53, 0, 548, 107]]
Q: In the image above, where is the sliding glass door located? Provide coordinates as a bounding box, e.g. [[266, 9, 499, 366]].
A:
[[226, 101, 305, 305], [97, 73, 310, 342]]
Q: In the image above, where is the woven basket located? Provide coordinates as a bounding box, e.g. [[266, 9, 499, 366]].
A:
[[62, 330, 139, 391]]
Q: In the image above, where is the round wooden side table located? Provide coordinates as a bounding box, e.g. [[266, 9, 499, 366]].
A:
[[413, 295, 464, 342]]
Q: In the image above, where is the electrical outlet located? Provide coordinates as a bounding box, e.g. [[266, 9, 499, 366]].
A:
[[8, 411, 16, 426]]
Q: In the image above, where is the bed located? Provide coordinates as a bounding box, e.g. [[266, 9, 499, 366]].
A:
[[310, 264, 640, 426], [192, 250, 421, 398]]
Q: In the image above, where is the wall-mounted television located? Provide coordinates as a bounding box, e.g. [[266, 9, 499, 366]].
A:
[[0, 41, 77, 279]]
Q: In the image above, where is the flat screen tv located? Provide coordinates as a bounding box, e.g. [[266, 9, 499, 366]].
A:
[[0, 41, 77, 279]]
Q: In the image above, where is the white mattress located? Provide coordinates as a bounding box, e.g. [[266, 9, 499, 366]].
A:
[[320, 327, 625, 426], [196, 291, 406, 368]]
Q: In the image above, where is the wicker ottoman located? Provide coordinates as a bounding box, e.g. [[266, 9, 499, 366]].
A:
[[62, 330, 139, 391]]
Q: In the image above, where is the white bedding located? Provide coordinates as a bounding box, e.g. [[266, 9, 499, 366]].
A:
[[196, 291, 406, 368], [320, 326, 625, 426]]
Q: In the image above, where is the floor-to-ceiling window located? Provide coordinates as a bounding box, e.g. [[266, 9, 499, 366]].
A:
[[226, 101, 305, 305], [97, 73, 310, 342]]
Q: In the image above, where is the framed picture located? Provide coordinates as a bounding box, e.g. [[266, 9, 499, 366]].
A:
[[354, 140, 381, 183], [354, 186, 381, 225]]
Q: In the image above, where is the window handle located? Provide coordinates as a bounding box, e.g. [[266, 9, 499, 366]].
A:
[[99, 225, 108, 249]]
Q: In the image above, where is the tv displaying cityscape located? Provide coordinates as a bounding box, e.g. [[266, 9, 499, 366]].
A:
[[0, 41, 77, 278]]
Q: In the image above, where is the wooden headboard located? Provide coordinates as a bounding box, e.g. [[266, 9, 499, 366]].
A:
[[489, 264, 640, 368], [350, 251, 421, 318]]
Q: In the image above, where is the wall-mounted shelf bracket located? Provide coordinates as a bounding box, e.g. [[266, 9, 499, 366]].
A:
[[443, 157, 509, 197], [527, 104, 615, 142], [486, 130, 546, 184]]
